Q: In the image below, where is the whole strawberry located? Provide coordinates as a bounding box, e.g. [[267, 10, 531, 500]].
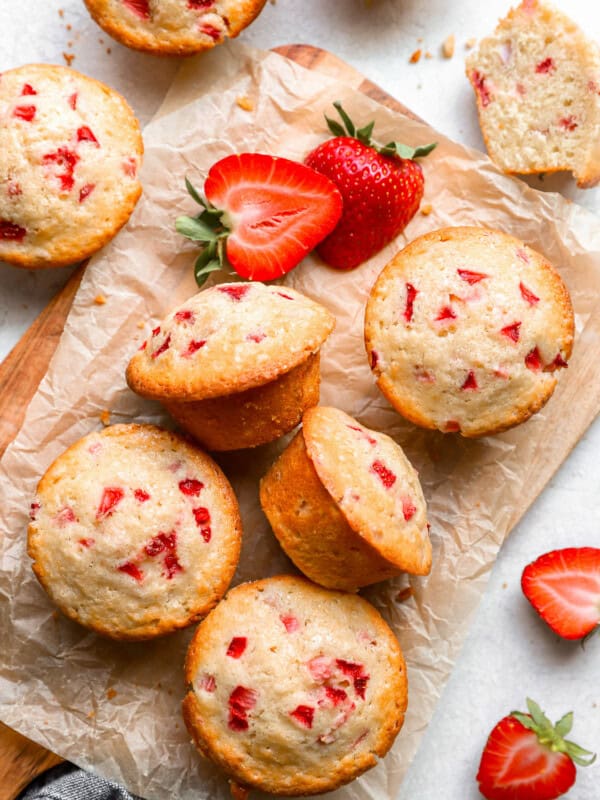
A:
[[305, 102, 436, 270], [477, 699, 595, 800]]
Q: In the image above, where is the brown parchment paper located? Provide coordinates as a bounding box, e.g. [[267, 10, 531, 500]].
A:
[[2, 44, 600, 800]]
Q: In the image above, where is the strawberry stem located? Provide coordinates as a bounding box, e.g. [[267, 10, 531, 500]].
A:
[[324, 101, 437, 160], [510, 699, 596, 767]]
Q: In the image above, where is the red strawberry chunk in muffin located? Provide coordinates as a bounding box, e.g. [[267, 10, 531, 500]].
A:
[[347, 424, 377, 445], [404, 283, 418, 322], [500, 321, 521, 342], [182, 339, 207, 357], [290, 705, 314, 729], [219, 285, 250, 302], [402, 498, 416, 521], [546, 353, 568, 370], [457, 268, 489, 284], [559, 115, 578, 131], [7, 181, 22, 198], [435, 305, 457, 321], [525, 346, 543, 371], [122, 157, 137, 177], [322, 686, 348, 707], [122, 0, 150, 19], [0, 220, 26, 241], [461, 370, 478, 391], [56, 506, 77, 526], [134, 489, 150, 502], [144, 531, 175, 557], [228, 686, 258, 732], [175, 309, 195, 324], [201, 24, 221, 41], [29, 501, 40, 520], [164, 551, 183, 579], [307, 655, 333, 682], [179, 478, 204, 496], [21, 83, 37, 96], [151, 334, 171, 359], [536, 57, 555, 74], [68, 92, 78, 110], [118, 561, 144, 582], [78, 538, 95, 548], [193, 507, 210, 525], [246, 332, 266, 343], [199, 674, 216, 693], [42, 147, 79, 192], [371, 460, 396, 489], [280, 614, 300, 633], [188, 0, 213, 7], [79, 183, 95, 203], [520, 281, 540, 305], [13, 105, 36, 121], [96, 487, 124, 519], [335, 659, 370, 699], [471, 71, 492, 106], [226, 637, 247, 659]]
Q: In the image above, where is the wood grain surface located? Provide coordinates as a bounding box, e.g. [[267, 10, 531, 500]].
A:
[[0, 44, 413, 800]]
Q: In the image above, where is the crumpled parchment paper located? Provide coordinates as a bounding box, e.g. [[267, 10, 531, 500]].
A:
[[1, 44, 600, 800]]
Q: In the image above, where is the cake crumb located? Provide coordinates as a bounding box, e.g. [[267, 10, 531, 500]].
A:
[[68, 40, 73, 48], [58, 8, 64, 17], [137, 320, 146, 329], [465, 37, 477, 50], [502, 582, 508, 589], [425, 51, 433, 59], [106, 48, 112, 54], [87, 710, 96, 719], [100, 409, 111, 426], [106, 688, 118, 700], [420, 203, 433, 216], [94, 294, 107, 305], [396, 586, 414, 603], [66, 23, 72, 31], [63, 52, 75, 66], [409, 49, 422, 64], [236, 95, 254, 112], [442, 34, 455, 59]]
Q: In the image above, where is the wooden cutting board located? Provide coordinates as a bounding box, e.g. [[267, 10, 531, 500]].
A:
[[0, 43, 421, 800]]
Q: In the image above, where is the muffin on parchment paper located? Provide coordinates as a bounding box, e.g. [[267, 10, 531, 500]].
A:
[[126, 282, 336, 451], [260, 407, 431, 592], [183, 575, 408, 796], [83, 0, 268, 57], [466, 0, 600, 188], [0, 64, 143, 269], [28, 424, 241, 640], [364, 227, 574, 438]]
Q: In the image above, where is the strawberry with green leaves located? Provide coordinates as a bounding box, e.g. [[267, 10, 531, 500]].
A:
[[477, 699, 595, 800], [521, 547, 600, 640], [304, 101, 436, 270], [176, 153, 342, 286]]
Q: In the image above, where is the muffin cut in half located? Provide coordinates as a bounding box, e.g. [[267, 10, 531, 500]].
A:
[[28, 424, 242, 640], [466, 0, 600, 187], [183, 575, 408, 796], [83, 0, 268, 57], [126, 282, 336, 451], [364, 227, 574, 437], [0, 63, 143, 268], [260, 406, 431, 592]]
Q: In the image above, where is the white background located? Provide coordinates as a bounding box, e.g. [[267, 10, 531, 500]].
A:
[[0, 1, 599, 798]]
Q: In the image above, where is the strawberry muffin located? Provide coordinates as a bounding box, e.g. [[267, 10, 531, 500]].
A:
[[28, 424, 241, 640], [126, 283, 336, 451], [83, 0, 268, 56], [260, 407, 430, 592], [466, 0, 600, 187], [0, 64, 143, 269], [183, 575, 407, 796], [364, 227, 574, 437]]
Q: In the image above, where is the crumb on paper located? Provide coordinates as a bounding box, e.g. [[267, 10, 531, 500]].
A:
[[465, 37, 477, 50], [442, 34, 455, 59], [63, 52, 75, 66], [106, 48, 112, 54], [68, 41, 73, 48], [502, 582, 508, 589], [66, 23, 72, 31], [421, 203, 433, 216], [417, 37, 423, 43], [409, 49, 422, 64], [58, 8, 64, 17], [94, 294, 107, 305], [100, 409, 111, 426], [87, 710, 96, 719], [106, 688, 118, 700], [396, 587, 414, 603], [99, 38, 104, 44], [236, 95, 254, 112], [425, 51, 433, 59]]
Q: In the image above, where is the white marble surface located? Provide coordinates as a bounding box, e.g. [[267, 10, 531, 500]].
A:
[[1, 1, 599, 798]]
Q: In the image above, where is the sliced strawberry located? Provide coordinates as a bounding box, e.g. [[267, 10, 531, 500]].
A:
[[477, 699, 595, 800], [177, 155, 342, 285], [521, 548, 600, 640]]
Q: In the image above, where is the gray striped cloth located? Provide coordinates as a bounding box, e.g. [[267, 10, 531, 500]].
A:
[[19, 764, 142, 800]]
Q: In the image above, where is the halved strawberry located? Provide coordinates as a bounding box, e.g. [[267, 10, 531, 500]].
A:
[[477, 699, 595, 800], [175, 154, 342, 285], [521, 547, 600, 640]]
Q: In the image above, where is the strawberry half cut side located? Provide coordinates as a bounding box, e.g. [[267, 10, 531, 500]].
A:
[[521, 547, 600, 640], [304, 101, 436, 270], [175, 154, 343, 286], [477, 699, 595, 800]]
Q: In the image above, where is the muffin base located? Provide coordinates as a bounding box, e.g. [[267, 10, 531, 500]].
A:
[[260, 430, 416, 591], [164, 353, 321, 451]]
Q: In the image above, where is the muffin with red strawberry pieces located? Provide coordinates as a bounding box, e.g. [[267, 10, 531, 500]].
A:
[[365, 227, 574, 437], [260, 406, 431, 592], [126, 283, 335, 451], [0, 64, 142, 269], [28, 424, 241, 640], [183, 575, 407, 796], [466, 0, 600, 188], [83, 0, 267, 56]]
